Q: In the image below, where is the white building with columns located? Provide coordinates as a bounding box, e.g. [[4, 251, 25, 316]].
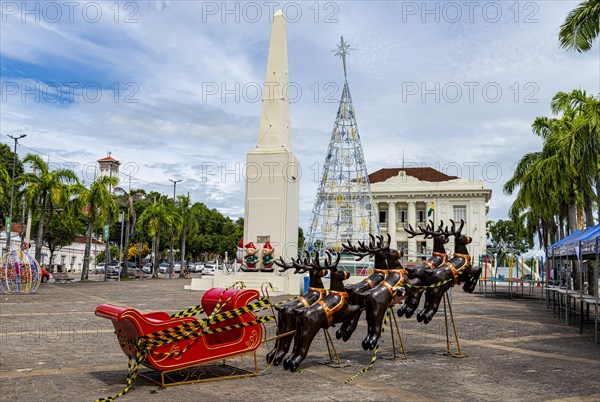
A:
[[369, 168, 492, 262]]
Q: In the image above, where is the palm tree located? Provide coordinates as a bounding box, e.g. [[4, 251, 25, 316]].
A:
[[175, 194, 198, 277], [551, 90, 600, 227], [559, 0, 600, 52], [18, 154, 78, 262], [113, 187, 144, 277], [75, 176, 118, 280], [137, 199, 176, 278]]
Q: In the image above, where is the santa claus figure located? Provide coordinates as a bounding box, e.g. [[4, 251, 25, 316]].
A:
[[244, 242, 259, 269], [261, 242, 274, 270], [236, 239, 244, 264]]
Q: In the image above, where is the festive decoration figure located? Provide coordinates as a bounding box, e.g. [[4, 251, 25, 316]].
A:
[[261, 242, 274, 270], [305, 36, 378, 254], [236, 239, 244, 264], [0, 248, 40, 294], [244, 242, 260, 269]]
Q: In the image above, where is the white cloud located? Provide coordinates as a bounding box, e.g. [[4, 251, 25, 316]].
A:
[[1, 0, 597, 229]]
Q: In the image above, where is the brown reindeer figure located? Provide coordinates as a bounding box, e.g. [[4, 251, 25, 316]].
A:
[[357, 246, 409, 351], [282, 251, 361, 372], [335, 234, 392, 342], [415, 219, 477, 324], [266, 251, 329, 366], [398, 220, 450, 319]]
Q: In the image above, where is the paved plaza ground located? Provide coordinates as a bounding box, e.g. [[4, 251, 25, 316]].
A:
[[1, 278, 598, 401]]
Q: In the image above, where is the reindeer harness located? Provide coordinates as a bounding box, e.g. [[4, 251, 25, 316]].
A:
[[298, 287, 327, 307], [317, 290, 349, 326], [379, 269, 407, 296], [443, 254, 471, 284]]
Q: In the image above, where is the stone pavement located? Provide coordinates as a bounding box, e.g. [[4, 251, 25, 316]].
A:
[[1, 279, 598, 401]]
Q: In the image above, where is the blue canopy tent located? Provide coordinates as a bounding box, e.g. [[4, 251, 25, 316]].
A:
[[547, 230, 581, 257], [562, 224, 600, 257], [548, 224, 600, 343]]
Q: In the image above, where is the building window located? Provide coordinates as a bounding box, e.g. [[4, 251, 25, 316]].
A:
[[398, 208, 407, 227], [417, 209, 426, 224], [453, 206, 467, 224], [379, 209, 388, 227]]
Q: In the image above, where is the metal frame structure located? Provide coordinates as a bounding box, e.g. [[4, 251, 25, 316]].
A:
[[306, 37, 379, 253]]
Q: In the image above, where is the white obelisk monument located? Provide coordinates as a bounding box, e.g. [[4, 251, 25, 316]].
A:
[[244, 10, 300, 262]]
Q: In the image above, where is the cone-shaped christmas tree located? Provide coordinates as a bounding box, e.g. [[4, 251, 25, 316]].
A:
[[305, 37, 379, 253]]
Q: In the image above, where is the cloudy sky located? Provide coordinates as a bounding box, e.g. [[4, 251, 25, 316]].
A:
[[1, 1, 598, 229]]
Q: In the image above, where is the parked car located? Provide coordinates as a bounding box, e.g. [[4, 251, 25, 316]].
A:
[[141, 266, 152, 274], [202, 262, 218, 275], [106, 264, 120, 279], [173, 263, 181, 273], [159, 263, 170, 274], [40, 269, 51, 283], [94, 264, 105, 274], [193, 262, 205, 273]]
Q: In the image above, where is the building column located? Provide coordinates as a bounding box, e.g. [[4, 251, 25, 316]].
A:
[[407, 201, 416, 261], [387, 201, 397, 249], [425, 201, 434, 253]]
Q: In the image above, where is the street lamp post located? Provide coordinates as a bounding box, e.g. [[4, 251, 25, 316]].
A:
[[118, 212, 124, 282], [168, 179, 181, 279], [5, 134, 26, 252]]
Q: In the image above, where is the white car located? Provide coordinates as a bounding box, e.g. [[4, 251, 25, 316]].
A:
[[202, 262, 217, 275], [159, 263, 170, 274]]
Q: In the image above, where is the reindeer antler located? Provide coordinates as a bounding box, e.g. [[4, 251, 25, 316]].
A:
[[324, 250, 341, 271], [274, 250, 314, 274], [419, 220, 447, 239], [405, 224, 426, 238], [274, 256, 300, 273], [343, 234, 385, 260], [449, 219, 465, 236]]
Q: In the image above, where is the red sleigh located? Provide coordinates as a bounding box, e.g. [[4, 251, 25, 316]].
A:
[[95, 287, 265, 387]]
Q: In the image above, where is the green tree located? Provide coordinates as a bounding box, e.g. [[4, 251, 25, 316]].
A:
[[176, 194, 197, 277], [113, 187, 144, 277], [0, 144, 24, 222], [18, 154, 78, 262], [75, 176, 118, 280], [298, 227, 305, 250], [487, 219, 530, 252], [559, 0, 600, 52], [137, 199, 176, 278], [505, 90, 599, 249], [43, 210, 85, 271], [0, 164, 9, 214]]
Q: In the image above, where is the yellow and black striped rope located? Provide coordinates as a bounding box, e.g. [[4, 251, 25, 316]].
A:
[[202, 314, 275, 335], [345, 307, 391, 384], [141, 298, 272, 347], [96, 340, 146, 402], [172, 291, 298, 319], [143, 314, 277, 349], [149, 314, 276, 358], [170, 283, 245, 318], [171, 304, 204, 318]]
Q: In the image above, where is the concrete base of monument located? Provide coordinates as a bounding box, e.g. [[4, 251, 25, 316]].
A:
[[190, 271, 304, 295], [190, 271, 369, 295]]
